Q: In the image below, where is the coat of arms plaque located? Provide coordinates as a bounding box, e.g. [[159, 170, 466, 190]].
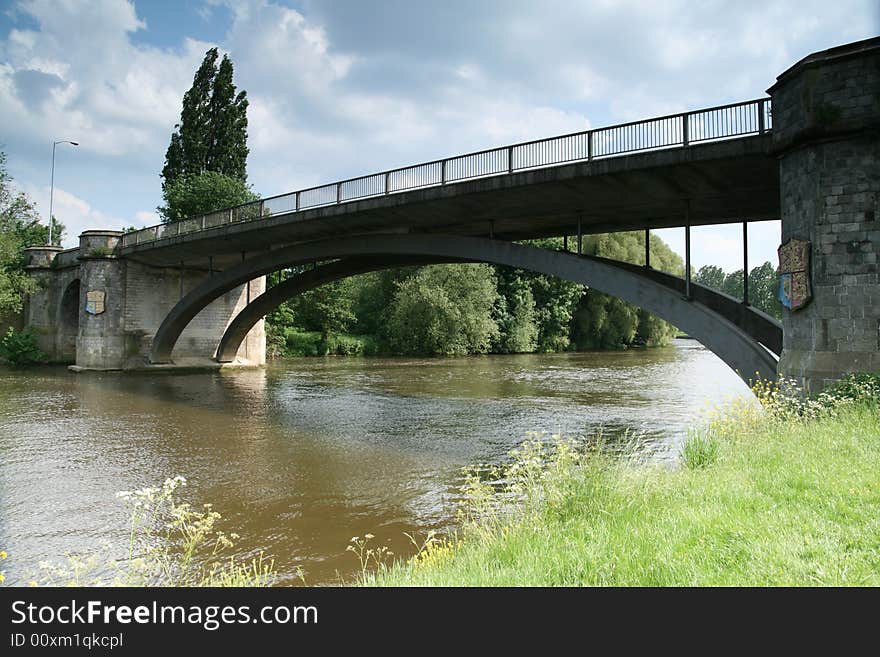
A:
[[777, 238, 811, 311], [85, 290, 106, 315]]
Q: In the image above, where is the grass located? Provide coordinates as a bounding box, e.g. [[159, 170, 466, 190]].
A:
[[366, 379, 880, 586]]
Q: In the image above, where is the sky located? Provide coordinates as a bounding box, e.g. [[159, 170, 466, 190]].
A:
[[1, 0, 877, 270]]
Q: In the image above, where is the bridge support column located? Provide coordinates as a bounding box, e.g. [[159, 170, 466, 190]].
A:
[[770, 38, 880, 392], [75, 231, 126, 370], [22, 245, 66, 360]]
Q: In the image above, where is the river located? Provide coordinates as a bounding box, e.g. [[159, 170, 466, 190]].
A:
[[0, 339, 752, 586]]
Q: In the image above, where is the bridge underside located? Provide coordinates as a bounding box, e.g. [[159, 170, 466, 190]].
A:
[[150, 234, 781, 385], [121, 135, 778, 272]]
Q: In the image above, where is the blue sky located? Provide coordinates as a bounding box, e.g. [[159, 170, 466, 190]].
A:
[[1, 0, 877, 269]]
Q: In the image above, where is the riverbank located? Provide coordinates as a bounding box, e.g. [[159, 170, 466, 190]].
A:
[[368, 378, 880, 586]]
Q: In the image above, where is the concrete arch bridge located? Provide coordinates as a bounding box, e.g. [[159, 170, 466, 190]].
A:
[[21, 38, 880, 392]]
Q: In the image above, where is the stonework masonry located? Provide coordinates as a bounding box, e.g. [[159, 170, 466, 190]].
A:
[[24, 232, 265, 370], [769, 37, 880, 392]]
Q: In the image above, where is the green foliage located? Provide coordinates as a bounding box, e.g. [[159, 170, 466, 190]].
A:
[[571, 231, 681, 349], [159, 170, 259, 222], [694, 261, 782, 321], [0, 327, 46, 366], [754, 373, 880, 421], [823, 372, 880, 408], [694, 264, 725, 291], [492, 273, 538, 353], [328, 333, 379, 356], [266, 300, 295, 359], [280, 329, 378, 357], [351, 268, 420, 339], [572, 292, 638, 349], [0, 151, 65, 315], [387, 264, 499, 356], [264, 231, 694, 358], [289, 277, 357, 344], [160, 48, 250, 220], [513, 240, 583, 352], [87, 246, 114, 258], [746, 262, 783, 320], [284, 329, 321, 356]]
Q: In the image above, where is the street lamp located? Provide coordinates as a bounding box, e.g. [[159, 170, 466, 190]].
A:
[[49, 139, 79, 246]]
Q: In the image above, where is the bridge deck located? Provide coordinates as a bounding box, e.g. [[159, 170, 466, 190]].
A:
[[123, 133, 777, 270]]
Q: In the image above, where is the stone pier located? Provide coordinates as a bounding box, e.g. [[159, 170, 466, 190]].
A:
[[23, 231, 265, 371], [769, 37, 880, 392]]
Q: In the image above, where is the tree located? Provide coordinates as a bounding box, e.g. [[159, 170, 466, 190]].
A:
[[496, 237, 584, 353], [493, 270, 538, 353], [693, 265, 726, 291], [160, 48, 250, 221], [571, 231, 682, 350], [387, 264, 499, 356], [351, 267, 421, 340], [160, 171, 258, 222], [289, 278, 357, 348], [0, 151, 64, 316], [747, 262, 782, 320], [721, 269, 744, 299]]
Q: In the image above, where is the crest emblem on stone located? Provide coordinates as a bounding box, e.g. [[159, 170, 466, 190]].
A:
[[777, 238, 811, 311], [85, 290, 106, 315]]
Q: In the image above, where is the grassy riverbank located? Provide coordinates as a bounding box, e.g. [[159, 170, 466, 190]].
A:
[[368, 377, 880, 586]]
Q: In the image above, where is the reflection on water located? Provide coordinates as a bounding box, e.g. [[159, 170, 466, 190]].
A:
[[0, 339, 752, 585]]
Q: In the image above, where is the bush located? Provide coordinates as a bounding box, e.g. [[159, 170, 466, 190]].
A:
[[284, 329, 321, 356], [0, 328, 45, 366], [823, 372, 880, 408], [387, 264, 499, 356], [753, 372, 880, 421], [327, 334, 380, 356]]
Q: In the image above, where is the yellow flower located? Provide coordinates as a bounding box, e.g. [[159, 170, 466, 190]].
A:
[[0, 550, 7, 559], [0, 574, 5, 584]]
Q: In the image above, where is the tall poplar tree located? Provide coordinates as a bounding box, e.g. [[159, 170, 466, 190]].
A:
[[160, 48, 251, 221]]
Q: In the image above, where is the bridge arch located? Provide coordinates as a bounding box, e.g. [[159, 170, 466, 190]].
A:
[[149, 234, 780, 384]]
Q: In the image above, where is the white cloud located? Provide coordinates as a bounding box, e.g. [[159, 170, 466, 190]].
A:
[[21, 182, 151, 248], [657, 221, 782, 273], [1, 1, 213, 160], [1, 0, 875, 261]]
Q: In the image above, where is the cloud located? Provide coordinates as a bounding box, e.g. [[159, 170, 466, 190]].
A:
[[0, 0, 213, 160], [656, 221, 782, 273], [20, 182, 129, 247]]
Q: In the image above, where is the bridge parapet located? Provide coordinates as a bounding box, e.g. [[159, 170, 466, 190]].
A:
[[23, 245, 63, 269], [121, 98, 773, 251]]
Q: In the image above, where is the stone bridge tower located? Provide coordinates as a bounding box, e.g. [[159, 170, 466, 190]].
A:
[[769, 37, 880, 392]]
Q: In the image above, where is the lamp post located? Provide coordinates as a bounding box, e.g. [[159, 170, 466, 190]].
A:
[[49, 139, 78, 246]]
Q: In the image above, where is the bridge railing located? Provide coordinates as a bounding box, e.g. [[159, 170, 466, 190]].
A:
[[122, 98, 772, 248]]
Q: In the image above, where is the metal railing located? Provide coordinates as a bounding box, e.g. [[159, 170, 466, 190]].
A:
[[122, 98, 772, 248]]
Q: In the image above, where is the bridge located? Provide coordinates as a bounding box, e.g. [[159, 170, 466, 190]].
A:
[[22, 37, 880, 392]]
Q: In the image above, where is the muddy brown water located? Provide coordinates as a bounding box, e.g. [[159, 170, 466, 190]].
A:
[[0, 340, 752, 585]]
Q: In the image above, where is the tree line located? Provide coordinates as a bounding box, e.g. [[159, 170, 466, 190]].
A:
[[264, 231, 783, 359], [266, 232, 683, 357]]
